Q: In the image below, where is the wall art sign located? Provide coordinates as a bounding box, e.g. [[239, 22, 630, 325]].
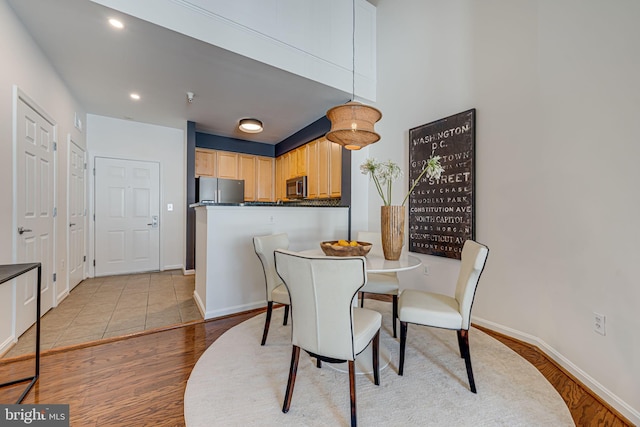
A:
[[408, 109, 475, 259]]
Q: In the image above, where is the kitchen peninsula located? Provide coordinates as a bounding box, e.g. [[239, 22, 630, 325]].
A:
[[192, 204, 349, 319]]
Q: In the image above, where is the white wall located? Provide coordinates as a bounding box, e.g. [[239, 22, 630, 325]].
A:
[[366, 0, 640, 423], [0, 0, 86, 354], [87, 114, 185, 274]]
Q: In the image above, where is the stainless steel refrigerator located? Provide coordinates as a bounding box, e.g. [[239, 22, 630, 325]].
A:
[[196, 177, 245, 204]]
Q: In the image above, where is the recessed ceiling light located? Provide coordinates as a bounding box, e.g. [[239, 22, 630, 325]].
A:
[[130, 93, 141, 100], [109, 18, 124, 29], [239, 118, 263, 133]]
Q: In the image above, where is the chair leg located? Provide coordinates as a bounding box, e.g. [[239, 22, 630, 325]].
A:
[[458, 329, 477, 393], [399, 321, 408, 375], [348, 360, 357, 427], [359, 291, 364, 308], [372, 330, 380, 386], [283, 304, 289, 326], [392, 295, 398, 338], [456, 328, 465, 358], [282, 345, 300, 413], [261, 302, 274, 346]]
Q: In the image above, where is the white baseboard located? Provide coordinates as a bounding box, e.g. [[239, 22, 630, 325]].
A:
[[182, 268, 195, 276], [203, 302, 265, 320], [192, 290, 205, 318], [0, 334, 17, 358], [472, 316, 640, 426], [163, 264, 183, 271]]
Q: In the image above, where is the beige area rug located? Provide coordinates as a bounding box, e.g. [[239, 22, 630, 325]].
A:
[[184, 301, 574, 426]]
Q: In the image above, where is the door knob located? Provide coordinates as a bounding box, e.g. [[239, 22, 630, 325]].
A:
[[147, 215, 159, 228], [18, 227, 32, 235], [69, 223, 76, 227]]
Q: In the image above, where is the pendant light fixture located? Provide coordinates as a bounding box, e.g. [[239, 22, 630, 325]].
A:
[[325, 0, 382, 150]]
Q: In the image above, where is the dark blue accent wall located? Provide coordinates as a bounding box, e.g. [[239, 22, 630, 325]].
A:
[[276, 116, 331, 156], [186, 121, 197, 270], [196, 132, 275, 157]]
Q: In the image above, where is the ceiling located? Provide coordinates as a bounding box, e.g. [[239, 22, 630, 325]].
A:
[[7, 0, 350, 144]]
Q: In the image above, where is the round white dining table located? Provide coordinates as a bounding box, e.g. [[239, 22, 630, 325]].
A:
[[363, 253, 422, 273], [300, 249, 422, 273]]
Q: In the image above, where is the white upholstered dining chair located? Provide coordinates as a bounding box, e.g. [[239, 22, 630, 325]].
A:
[[253, 233, 290, 346], [398, 240, 489, 393], [274, 249, 381, 427], [357, 231, 400, 338]]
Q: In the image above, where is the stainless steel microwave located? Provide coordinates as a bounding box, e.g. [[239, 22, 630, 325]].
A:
[[286, 176, 307, 199]]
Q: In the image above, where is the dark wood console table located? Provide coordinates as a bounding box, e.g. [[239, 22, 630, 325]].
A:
[[0, 262, 41, 403]]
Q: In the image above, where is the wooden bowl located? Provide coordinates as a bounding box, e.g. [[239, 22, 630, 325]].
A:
[[320, 241, 372, 257]]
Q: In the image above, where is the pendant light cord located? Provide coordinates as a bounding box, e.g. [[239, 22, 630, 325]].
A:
[[352, 0, 355, 101]]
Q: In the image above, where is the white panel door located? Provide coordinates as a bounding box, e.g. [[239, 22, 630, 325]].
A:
[[94, 157, 160, 276], [68, 140, 86, 290], [16, 97, 56, 337]]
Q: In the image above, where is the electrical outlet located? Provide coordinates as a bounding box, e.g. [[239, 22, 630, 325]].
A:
[[423, 265, 429, 275], [593, 312, 606, 336]]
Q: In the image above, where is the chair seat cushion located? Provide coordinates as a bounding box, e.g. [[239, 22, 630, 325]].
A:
[[271, 284, 290, 305], [361, 273, 399, 295], [352, 308, 382, 355], [398, 289, 462, 329]]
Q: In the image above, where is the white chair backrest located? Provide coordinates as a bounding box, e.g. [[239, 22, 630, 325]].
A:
[[274, 249, 367, 361], [253, 233, 289, 301], [357, 231, 384, 258], [454, 240, 489, 329]]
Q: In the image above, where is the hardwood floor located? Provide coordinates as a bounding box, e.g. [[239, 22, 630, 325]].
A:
[[0, 306, 633, 426]]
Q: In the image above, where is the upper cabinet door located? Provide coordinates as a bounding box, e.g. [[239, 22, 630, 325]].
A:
[[195, 148, 215, 177], [238, 154, 257, 201], [256, 157, 274, 202], [217, 151, 239, 179], [317, 138, 330, 199], [307, 140, 319, 199], [329, 142, 342, 198]]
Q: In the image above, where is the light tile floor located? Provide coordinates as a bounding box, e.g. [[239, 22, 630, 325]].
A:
[[2, 270, 201, 359]]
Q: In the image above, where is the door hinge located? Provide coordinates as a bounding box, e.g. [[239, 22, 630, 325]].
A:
[[93, 168, 95, 176], [53, 142, 57, 151], [53, 273, 56, 282], [53, 207, 57, 217], [83, 255, 86, 262], [93, 259, 96, 267], [93, 213, 95, 221], [84, 162, 87, 170]]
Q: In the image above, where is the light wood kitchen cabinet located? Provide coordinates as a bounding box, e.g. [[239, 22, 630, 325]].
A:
[[275, 155, 284, 201], [195, 148, 215, 177], [238, 154, 256, 201], [295, 145, 308, 177], [282, 152, 291, 184], [256, 157, 274, 202], [317, 137, 330, 199], [217, 151, 239, 179], [306, 139, 319, 199], [329, 141, 342, 198]]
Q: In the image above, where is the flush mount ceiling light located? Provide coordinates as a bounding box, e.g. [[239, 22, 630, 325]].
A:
[[325, 0, 381, 150], [239, 118, 263, 133], [130, 93, 140, 100], [108, 18, 124, 29]]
